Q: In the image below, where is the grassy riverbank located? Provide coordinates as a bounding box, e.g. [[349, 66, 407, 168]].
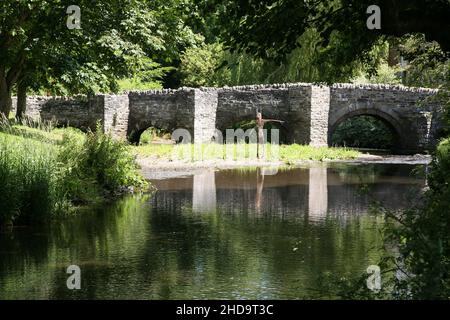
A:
[[132, 143, 361, 163], [0, 121, 147, 226]]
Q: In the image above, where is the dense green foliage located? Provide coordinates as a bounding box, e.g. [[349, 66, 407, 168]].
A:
[[175, 0, 449, 88], [178, 28, 379, 86], [58, 125, 148, 203], [0, 122, 147, 226], [203, 0, 450, 60], [401, 34, 450, 89], [177, 27, 448, 91], [2, 0, 448, 107], [178, 42, 227, 87]]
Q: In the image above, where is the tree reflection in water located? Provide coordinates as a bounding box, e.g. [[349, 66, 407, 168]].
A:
[[0, 164, 424, 299]]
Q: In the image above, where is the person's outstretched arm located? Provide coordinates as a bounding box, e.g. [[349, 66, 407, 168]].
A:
[[262, 119, 285, 124]]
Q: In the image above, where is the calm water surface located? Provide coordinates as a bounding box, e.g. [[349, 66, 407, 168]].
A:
[[0, 164, 425, 299]]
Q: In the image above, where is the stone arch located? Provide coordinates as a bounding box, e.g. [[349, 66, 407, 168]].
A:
[[127, 119, 187, 144], [126, 90, 196, 144], [328, 108, 405, 150]]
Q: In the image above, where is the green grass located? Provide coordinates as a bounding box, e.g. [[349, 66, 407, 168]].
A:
[[279, 144, 361, 162], [0, 121, 148, 226], [0, 132, 61, 225], [2, 116, 82, 144], [132, 143, 361, 162], [139, 127, 171, 145], [3, 124, 77, 143]]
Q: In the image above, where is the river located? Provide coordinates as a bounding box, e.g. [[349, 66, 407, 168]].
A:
[[0, 163, 425, 299]]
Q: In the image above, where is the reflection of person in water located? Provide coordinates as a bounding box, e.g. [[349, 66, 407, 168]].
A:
[[256, 112, 284, 159], [255, 167, 264, 214]]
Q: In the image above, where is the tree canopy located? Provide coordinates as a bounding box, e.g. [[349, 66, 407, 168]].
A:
[[0, 0, 199, 115], [201, 0, 450, 62]]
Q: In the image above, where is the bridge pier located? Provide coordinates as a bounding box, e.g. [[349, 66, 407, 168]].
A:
[[287, 85, 330, 146], [193, 89, 218, 143], [103, 94, 129, 139]]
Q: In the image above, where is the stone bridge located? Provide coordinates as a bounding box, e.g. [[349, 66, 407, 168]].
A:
[[14, 83, 445, 153]]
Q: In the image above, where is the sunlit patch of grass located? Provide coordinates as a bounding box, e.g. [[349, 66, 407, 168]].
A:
[[5, 125, 66, 143], [132, 143, 176, 159], [0, 116, 85, 144], [117, 78, 162, 92], [279, 144, 360, 162], [132, 143, 361, 162], [139, 127, 172, 145]]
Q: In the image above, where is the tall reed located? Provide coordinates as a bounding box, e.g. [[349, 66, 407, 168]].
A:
[[0, 133, 60, 225]]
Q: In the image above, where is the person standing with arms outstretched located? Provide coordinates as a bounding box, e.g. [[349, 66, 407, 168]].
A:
[[256, 112, 284, 159]]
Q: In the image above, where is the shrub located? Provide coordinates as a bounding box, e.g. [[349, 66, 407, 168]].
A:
[[58, 125, 148, 203]]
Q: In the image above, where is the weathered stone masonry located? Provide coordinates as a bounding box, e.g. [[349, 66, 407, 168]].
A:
[[13, 83, 445, 152]]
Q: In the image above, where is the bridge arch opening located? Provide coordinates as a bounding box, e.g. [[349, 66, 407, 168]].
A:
[[128, 126, 174, 145], [329, 110, 403, 151]]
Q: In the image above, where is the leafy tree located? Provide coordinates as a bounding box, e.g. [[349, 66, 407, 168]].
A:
[[178, 42, 228, 87], [187, 0, 446, 85], [400, 34, 450, 89], [0, 0, 199, 116]]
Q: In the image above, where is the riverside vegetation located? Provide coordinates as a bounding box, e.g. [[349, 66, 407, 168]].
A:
[[0, 119, 148, 226], [320, 136, 450, 300]]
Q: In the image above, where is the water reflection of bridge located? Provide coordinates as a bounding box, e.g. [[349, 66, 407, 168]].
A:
[[150, 166, 424, 221]]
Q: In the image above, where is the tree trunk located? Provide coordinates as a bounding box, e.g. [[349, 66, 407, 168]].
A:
[[0, 74, 12, 117], [16, 82, 27, 120]]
